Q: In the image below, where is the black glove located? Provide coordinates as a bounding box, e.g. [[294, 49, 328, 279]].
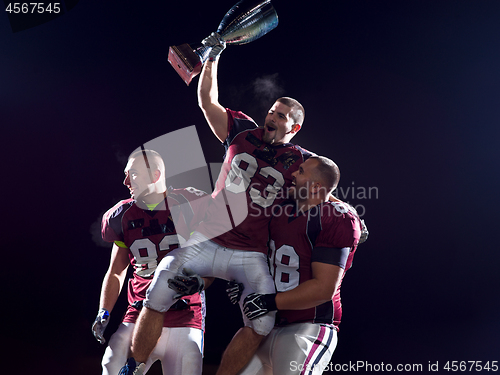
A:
[[91, 308, 110, 344], [168, 268, 204, 299], [226, 280, 244, 305], [243, 293, 277, 320]]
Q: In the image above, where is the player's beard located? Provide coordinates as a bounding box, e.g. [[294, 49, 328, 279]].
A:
[[262, 131, 274, 144], [262, 122, 279, 144], [263, 134, 273, 144]]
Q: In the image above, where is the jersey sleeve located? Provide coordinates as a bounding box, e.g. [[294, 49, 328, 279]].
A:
[[101, 199, 133, 243], [314, 203, 361, 250], [223, 109, 258, 150], [294, 144, 316, 160]]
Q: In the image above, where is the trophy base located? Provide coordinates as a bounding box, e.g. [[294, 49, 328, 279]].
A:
[[168, 44, 203, 86]]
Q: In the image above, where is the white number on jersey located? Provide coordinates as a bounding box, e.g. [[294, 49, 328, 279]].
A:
[[129, 234, 186, 277], [225, 153, 258, 194], [269, 240, 300, 292], [224, 152, 285, 208]]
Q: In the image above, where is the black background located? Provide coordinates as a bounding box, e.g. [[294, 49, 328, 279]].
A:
[[2, 1, 500, 374]]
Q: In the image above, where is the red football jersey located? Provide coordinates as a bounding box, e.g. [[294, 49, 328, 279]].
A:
[[197, 109, 313, 253], [268, 201, 362, 330], [101, 187, 209, 329]]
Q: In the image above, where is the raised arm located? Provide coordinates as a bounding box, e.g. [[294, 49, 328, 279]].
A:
[[197, 59, 228, 142]]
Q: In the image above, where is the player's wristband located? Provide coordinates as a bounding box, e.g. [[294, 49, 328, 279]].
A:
[[261, 293, 278, 311], [98, 308, 110, 321]]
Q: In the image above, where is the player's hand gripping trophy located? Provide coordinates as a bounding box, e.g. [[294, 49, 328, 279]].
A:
[[168, 0, 279, 85]]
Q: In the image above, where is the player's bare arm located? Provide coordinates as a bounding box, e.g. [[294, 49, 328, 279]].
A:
[[274, 262, 344, 310], [99, 244, 130, 312], [197, 59, 228, 142], [243, 261, 344, 320], [92, 244, 130, 344], [203, 277, 215, 289]]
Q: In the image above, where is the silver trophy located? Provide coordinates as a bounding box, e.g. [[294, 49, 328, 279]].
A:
[[168, 0, 278, 85]]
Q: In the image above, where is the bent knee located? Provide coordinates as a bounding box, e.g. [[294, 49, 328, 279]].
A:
[[244, 311, 276, 336]]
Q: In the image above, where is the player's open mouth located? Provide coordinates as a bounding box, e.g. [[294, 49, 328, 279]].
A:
[[266, 125, 276, 132]]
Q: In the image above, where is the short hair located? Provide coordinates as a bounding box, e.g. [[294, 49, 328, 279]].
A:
[[309, 156, 340, 194], [276, 97, 305, 126], [129, 149, 165, 174]]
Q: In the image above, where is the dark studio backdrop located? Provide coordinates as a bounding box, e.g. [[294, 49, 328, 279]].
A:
[[2, 1, 499, 374]]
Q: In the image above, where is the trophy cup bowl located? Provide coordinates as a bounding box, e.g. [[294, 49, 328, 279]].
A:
[[168, 0, 279, 85]]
